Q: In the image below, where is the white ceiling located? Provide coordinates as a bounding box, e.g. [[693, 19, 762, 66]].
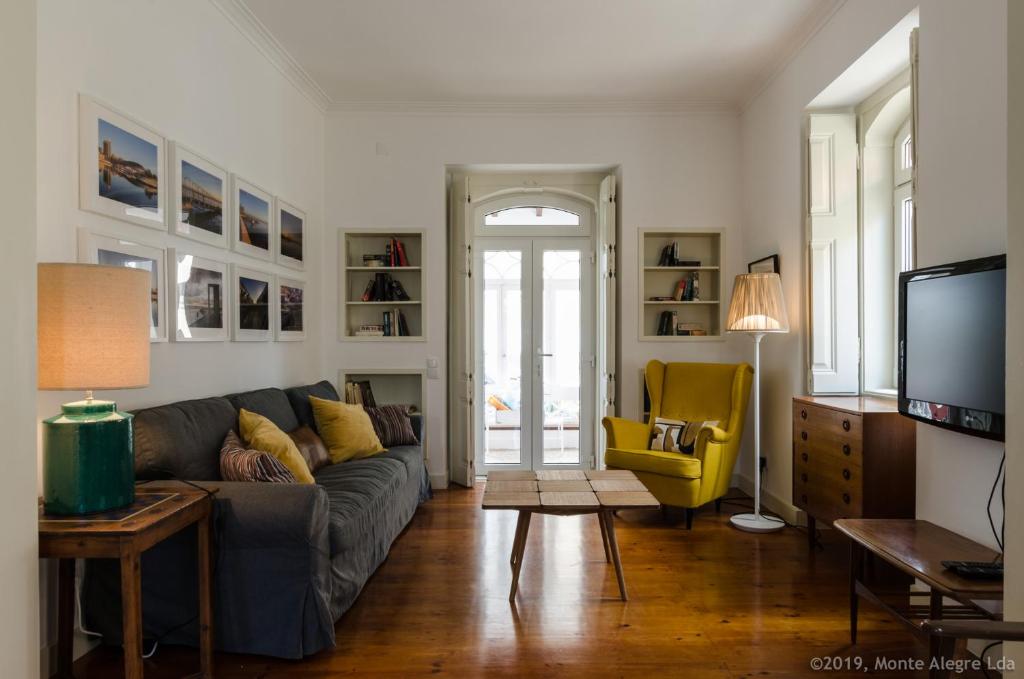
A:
[[237, 0, 840, 111]]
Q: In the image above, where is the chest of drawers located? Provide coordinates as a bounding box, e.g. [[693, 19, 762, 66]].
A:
[[793, 396, 916, 549]]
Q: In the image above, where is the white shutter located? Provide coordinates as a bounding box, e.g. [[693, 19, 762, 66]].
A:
[[447, 175, 475, 487], [595, 175, 617, 468], [806, 114, 860, 394]]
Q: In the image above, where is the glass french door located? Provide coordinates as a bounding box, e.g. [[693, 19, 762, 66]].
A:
[[474, 238, 595, 473]]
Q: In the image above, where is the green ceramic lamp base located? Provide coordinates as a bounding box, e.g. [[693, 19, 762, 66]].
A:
[[42, 398, 135, 515]]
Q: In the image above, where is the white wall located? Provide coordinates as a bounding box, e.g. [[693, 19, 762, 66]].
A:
[[325, 112, 745, 485], [35, 0, 325, 667], [0, 1, 41, 676], [740, 0, 1009, 548]]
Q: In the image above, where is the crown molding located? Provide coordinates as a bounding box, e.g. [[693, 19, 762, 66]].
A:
[[209, 0, 331, 113], [741, 0, 848, 113], [327, 99, 738, 116]]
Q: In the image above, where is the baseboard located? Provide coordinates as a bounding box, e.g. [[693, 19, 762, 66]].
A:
[[429, 473, 449, 490], [730, 473, 804, 527], [40, 642, 55, 679]]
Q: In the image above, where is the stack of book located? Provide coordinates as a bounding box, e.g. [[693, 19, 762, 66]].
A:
[[383, 309, 411, 337], [385, 237, 411, 267], [361, 273, 411, 302], [354, 324, 385, 337], [344, 380, 377, 407], [672, 273, 700, 301], [656, 310, 679, 336], [657, 241, 701, 267], [675, 323, 707, 337], [362, 254, 387, 267]]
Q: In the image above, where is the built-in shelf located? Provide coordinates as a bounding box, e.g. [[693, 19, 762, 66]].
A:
[[338, 369, 427, 461], [340, 230, 425, 340], [640, 229, 723, 340]]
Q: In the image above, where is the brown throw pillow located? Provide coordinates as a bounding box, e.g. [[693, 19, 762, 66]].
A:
[[365, 405, 419, 447], [220, 431, 297, 483], [288, 425, 331, 473]]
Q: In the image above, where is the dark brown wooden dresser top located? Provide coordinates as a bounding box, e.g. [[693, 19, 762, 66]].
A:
[[793, 395, 900, 415]]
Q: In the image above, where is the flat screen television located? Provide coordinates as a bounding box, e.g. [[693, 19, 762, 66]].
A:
[[897, 254, 1006, 440]]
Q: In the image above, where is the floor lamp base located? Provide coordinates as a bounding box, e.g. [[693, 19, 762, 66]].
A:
[[730, 513, 785, 533]]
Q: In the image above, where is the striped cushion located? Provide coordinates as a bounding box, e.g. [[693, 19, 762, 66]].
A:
[[219, 430, 297, 483], [365, 405, 419, 447]]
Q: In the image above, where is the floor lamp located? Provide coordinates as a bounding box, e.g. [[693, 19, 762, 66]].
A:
[[725, 272, 789, 533]]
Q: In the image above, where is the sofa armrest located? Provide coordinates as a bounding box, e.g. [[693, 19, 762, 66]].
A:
[[602, 416, 650, 450]]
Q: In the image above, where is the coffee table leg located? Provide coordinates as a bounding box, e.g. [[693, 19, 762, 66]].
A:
[[510, 511, 526, 567], [598, 513, 611, 563], [602, 511, 628, 601], [509, 511, 532, 602]]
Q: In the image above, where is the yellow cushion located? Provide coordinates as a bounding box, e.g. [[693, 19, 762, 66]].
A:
[[238, 409, 315, 484], [605, 447, 702, 479], [309, 396, 386, 463]]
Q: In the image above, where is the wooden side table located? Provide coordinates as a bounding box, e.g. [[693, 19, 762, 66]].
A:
[[39, 483, 215, 679]]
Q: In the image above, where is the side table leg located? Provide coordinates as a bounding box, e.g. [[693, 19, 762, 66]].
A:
[[198, 513, 214, 678], [509, 511, 532, 602], [807, 515, 817, 550], [849, 541, 862, 645], [598, 513, 611, 563], [120, 550, 143, 679], [57, 558, 75, 679], [602, 511, 628, 601]]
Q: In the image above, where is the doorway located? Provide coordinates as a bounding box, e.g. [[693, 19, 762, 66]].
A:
[[474, 235, 595, 472]]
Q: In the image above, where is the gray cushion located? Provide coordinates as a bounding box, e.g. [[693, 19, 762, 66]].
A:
[[314, 456, 409, 556], [285, 381, 341, 434], [226, 388, 299, 433], [133, 397, 237, 480]]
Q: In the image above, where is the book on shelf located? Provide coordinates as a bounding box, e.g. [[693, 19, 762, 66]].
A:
[[361, 279, 377, 302], [655, 241, 702, 267], [395, 238, 409, 266], [672, 273, 701, 301], [650, 296, 674, 301], [355, 323, 384, 337], [362, 254, 387, 267], [380, 309, 412, 337], [359, 273, 412, 303], [675, 322, 706, 337], [344, 380, 377, 407]]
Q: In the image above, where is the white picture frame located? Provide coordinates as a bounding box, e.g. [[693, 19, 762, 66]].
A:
[[78, 95, 165, 230], [168, 249, 228, 342], [231, 176, 275, 261], [77, 229, 167, 342], [231, 265, 273, 341], [275, 198, 306, 270], [275, 277, 306, 341], [169, 143, 229, 249]]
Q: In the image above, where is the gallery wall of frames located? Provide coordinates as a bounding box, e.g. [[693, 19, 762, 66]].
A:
[[76, 94, 307, 343]]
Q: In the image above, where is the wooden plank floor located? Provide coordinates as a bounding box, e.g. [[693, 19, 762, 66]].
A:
[[73, 486, 964, 678]]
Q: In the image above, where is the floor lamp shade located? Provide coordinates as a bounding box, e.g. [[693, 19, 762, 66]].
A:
[[725, 272, 789, 533], [726, 273, 789, 333], [37, 263, 151, 515]]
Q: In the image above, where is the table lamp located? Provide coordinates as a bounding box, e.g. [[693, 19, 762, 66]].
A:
[[38, 263, 151, 515], [725, 272, 789, 533]]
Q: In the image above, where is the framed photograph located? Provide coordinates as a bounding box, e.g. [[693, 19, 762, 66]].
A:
[[77, 230, 167, 342], [276, 199, 306, 270], [170, 143, 229, 248], [168, 250, 228, 342], [276, 277, 306, 341], [79, 95, 165, 229], [748, 254, 780, 275], [231, 176, 275, 261], [231, 265, 273, 341]]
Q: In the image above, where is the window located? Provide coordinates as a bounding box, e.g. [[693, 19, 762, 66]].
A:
[[900, 134, 913, 170], [484, 206, 580, 227]]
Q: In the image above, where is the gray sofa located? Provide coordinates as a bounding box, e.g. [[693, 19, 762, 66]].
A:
[[82, 380, 430, 659]]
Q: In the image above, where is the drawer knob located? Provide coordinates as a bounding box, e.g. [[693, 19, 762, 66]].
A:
[[842, 492, 851, 505], [800, 431, 808, 441], [800, 409, 808, 420], [842, 444, 851, 456], [842, 468, 851, 481], [801, 473, 808, 483], [801, 452, 808, 462], [842, 419, 851, 431]]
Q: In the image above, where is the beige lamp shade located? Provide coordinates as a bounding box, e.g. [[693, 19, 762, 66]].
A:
[[725, 273, 790, 333], [37, 263, 151, 390]]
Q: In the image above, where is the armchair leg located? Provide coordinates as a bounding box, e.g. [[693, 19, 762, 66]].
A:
[[685, 508, 694, 530]]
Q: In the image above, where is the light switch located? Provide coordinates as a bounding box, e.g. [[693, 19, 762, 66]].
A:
[[426, 357, 440, 379]]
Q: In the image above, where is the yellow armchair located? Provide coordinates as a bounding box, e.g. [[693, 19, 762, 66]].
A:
[[603, 360, 753, 528]]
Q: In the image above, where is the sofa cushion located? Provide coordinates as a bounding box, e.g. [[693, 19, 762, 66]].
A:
[[288, 425, 331, 473], [220, 431, 296, 483], [605, 447, 703, 479], [311, 396, 385, 463], [226, 387, 299, 433], [285, 381, 341, 434], [239, 409, 315, 484], [133, 397, 237, 480], [314, 456, 409, 556], [365, 405, 419, 447]]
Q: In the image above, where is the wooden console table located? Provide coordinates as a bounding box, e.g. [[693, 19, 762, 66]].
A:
[[39, 483, 215, 679], [834, 519, 1002, 646]]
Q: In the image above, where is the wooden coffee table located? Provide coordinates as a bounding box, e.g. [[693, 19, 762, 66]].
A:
[[482, 469, 659, 601]]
